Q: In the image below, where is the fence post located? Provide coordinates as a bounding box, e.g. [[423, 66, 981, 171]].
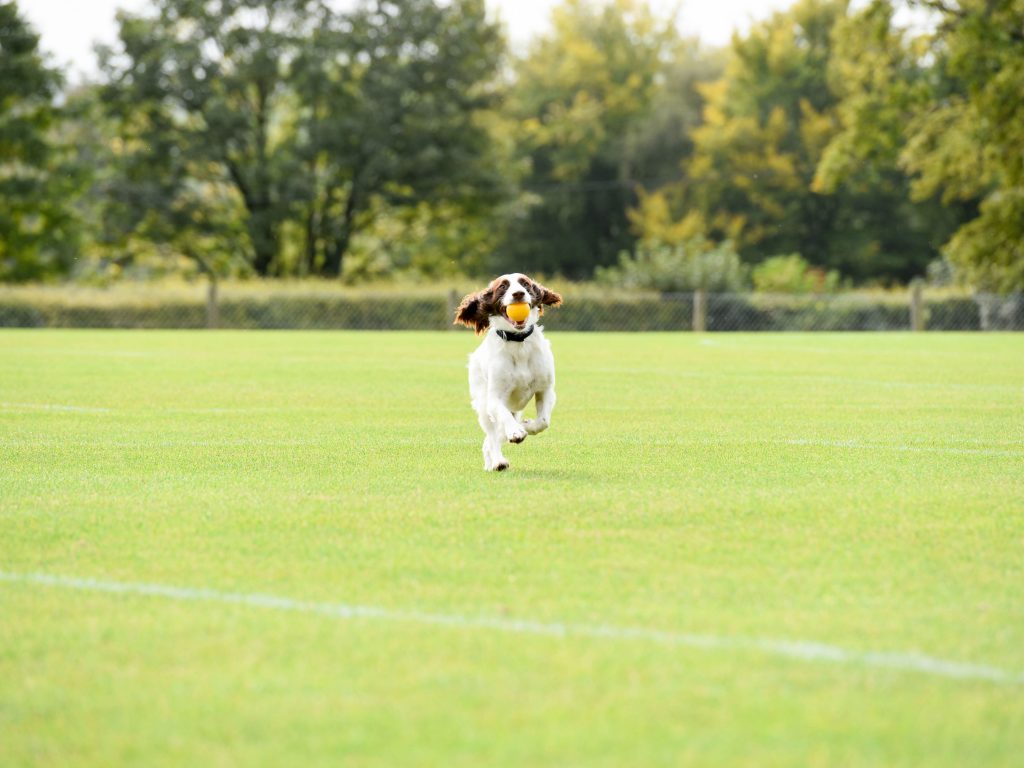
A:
[[205, 276, 219, 329], [977, 293, 993, 331], [446, 289, 459, 330], [909, 279, 924, 332], [693, 288, 707, 332]]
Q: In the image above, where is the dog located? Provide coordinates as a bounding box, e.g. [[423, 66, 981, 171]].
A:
[[454, 273, 562, 471]]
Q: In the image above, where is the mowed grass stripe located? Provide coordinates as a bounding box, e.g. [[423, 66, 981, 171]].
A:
[[3, 434, 1023, 456], [3, 570, 1021, 685]]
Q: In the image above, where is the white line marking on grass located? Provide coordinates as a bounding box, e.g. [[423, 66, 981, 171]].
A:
[[3, 404, 467, 416], [569, 436, 1023, 457], [0, 437, 483, 449], [164, 405, 467, 415], [0, 402, 111, 413], [782, 438, 1024, 457], [4, 349, 164, 358], [1, 571, 1020, 686], [574, 367, 1023, 394]]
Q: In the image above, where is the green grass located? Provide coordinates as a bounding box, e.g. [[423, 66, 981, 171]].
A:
[[1, 330, 1022, 767]]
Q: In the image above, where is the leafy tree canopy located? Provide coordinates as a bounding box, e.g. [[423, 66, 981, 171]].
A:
[[99, 0, 505, 278], [0, 1, 82, 281], [636, 0, 972, 284], [498, 0, 715, 278], [900, 0, 1024, 291]]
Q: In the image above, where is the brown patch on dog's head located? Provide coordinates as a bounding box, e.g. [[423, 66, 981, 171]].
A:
[[454, 277, 511, 334], [523, 276, 562, 314], [491, 277, 512, 307]]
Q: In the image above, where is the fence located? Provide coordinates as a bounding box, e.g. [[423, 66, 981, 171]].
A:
[[0, 284, 1021, 331]]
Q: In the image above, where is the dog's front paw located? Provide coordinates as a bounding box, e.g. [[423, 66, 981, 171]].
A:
[[506, 425, 527, 444]]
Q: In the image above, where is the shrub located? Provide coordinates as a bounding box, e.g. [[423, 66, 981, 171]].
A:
[[596, 237, 749, 292], [752, 254, 841, 294]]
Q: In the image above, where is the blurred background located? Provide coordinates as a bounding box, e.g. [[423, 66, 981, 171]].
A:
[[2, 0, 1021, 330]]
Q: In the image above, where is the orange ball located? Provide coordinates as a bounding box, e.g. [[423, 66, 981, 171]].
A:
[[506, 302, 530, 322]]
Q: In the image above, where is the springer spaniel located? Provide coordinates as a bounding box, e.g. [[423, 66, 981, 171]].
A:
[[454, 273, 562, 471]]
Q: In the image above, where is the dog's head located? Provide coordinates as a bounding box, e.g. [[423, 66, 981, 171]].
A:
[[454, 273, 562, 335]]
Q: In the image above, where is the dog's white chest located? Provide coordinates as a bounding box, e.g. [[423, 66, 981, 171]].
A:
[[468, 333, 555, 414], [504, 347, 551, 406]]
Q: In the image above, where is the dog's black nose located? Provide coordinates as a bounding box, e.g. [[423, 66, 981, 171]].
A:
[[511, 290, 526, 301]]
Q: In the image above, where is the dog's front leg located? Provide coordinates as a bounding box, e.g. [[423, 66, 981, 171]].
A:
[[486, 380, 527, 444], [524, 386, 555, 435]]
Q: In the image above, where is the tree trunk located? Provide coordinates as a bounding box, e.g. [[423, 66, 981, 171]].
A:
[[322, 185, 360, 278], [249, 212, 277, 276], [302, 204, 318, 277], [224, 157, 277, 277], [234, 77, 278, 276]]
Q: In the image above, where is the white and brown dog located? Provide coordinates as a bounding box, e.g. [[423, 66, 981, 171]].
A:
[[455, 273, 562, 471]]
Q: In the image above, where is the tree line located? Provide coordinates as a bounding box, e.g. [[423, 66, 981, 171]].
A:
[[1, 0, 1021, 291]]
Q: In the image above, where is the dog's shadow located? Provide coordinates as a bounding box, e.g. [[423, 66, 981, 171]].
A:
[[499, 466, 599, 482]]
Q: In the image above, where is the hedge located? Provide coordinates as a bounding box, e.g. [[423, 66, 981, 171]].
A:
[[0, 290, 1019, 331]]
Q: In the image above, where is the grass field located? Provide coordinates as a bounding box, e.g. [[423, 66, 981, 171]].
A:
[[2, 329, 1023, 766]]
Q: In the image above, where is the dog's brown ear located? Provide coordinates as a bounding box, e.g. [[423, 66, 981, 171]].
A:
[[527, 279, 562, 308], [454, 289, 494, 334]]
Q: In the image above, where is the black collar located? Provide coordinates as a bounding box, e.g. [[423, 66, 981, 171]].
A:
[[496, 326, 534, 343]]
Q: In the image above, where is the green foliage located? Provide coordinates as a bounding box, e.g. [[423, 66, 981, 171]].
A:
[[289, 0, 508, 277], [97, 0, 505, 278], [898, 0, 1024, 292], [3, 0, 1023, 290], [752, 253, 841, 293], [597, 237, 749, 292], [943, 191, 1024, 292], [341, 200, 497, 284], [633, 0, 975, 284], [0, 2, 83, 281], [666, 0, 847, 263], [500, 0, 717, 277], [811, 0, 1023, 291], [810, 0, 971, 283], [96, 0, 311, 278], [813, 0, 925, 190]]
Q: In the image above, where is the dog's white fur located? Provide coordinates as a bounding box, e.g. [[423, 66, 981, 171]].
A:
[[455, 273, 561, 472]]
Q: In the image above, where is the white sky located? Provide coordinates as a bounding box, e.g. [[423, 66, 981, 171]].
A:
[[21, 0, 795, 81]]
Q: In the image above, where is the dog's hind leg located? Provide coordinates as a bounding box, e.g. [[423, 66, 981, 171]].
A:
[[523, 386, 556, 435]]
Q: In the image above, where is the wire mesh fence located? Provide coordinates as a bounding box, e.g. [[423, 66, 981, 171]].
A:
[[0, 284, 1021, 331]]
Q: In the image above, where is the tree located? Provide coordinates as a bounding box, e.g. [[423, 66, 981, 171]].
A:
[[500, 0, 702, 278], [634, 0, 968, 283], [0, 1, 82, 281], [651, 0, 848, 268], [813, 0, 972, 282], [99, 0, 317, 276], [899, 0, 1024, 291], [290, 0, 507, 277], [56, 83, 243, 283], [100, 0, 505, 278], [812, 0, 1024, 290]]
